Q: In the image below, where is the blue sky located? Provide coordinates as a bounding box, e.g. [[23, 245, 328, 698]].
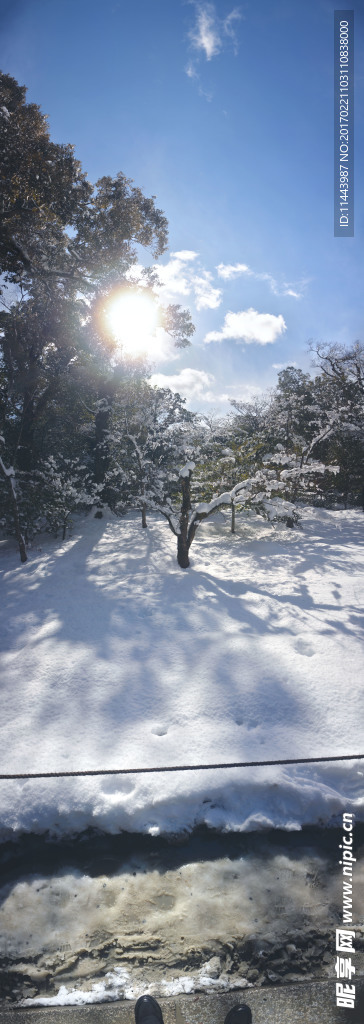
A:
[[1, 0, 363, 412]]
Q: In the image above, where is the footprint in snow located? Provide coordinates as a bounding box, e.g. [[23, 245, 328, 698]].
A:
[[294, 638, 315, 657], [151, 724, 168, 736]]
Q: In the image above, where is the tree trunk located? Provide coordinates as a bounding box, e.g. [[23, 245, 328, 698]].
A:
[[17, 390, 35, 472], [177, 472, 192, 568], [17, 384, 56, 472], [231, 500, 235, 533], [94, 387, 112, 490], [62, 513, 70, 541], [141, 502, 147, 528], [6, 473, 27, 562], [177, 532, 190, 568]]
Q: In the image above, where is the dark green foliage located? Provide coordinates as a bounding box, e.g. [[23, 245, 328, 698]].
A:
[[0, 73, 195, 556], [0, 73, 91, 286], [0, 73, 168, 290]]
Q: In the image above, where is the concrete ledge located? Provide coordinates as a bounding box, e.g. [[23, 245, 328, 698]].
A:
[[1, 979, 364, 1024]]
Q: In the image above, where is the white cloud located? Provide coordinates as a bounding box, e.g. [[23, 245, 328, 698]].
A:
[[216, 261, 308, 299], [216, 262, 252, 280], [125, 263, 150, 284], [265, 276, 307, 299], [153, 251, 198, 301], [282, 287, 301, 299], [187, 3, 242, 72], [173, 250, 199, 262], [189, 4, 222, 60], [221, 381, 264, 402], [152, 251, 222, 310], [150, 368, 217, 403], [272, 361, 298, 370], [185, 62, 199, 79], [193, 271, 222, 310], [204, 308, 287, 345], [149, 371, 265, 410], [223, 8, 242, 53]]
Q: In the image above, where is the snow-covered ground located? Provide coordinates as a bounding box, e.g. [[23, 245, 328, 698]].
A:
[[0, 507, 363, 839]]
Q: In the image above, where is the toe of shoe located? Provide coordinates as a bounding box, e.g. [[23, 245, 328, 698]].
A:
[[135, 995, 164, 1024]]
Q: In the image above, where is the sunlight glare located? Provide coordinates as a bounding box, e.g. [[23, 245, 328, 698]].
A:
[[107, 291, 160, 356]]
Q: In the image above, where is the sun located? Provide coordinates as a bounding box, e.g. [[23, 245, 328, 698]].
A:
[[106, 290, 161, 357]]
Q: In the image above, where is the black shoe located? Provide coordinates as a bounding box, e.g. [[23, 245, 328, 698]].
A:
[[224, 1006, 252, 1024], [135, 995, 164, 1024]]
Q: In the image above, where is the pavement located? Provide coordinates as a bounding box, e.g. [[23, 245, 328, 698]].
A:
[[1, 979, 364, 1024]]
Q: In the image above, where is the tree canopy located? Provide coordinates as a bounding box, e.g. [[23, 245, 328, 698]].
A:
[[0, 72, 168, 291]]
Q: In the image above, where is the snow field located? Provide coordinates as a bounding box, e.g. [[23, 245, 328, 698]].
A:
[[0, 507, 363, 838]]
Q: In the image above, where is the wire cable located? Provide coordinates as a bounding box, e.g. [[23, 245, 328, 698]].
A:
[[0, 752, 363, 780]]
